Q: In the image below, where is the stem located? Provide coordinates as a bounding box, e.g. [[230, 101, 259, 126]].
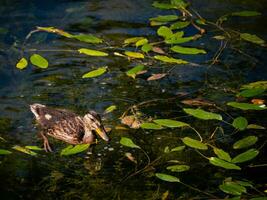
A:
[[189, 126, 203, 142]]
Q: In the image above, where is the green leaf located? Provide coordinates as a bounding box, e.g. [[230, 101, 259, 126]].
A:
[[241, 81, 267, 90], [12, 145, 37, 156], [141, 123, 163, 130], [0, 149, 12, 155], [213, 148, 232, 162], [233, 136, 258, 149], [124, 37, 145, 45], [141, 43, 153, 53], [232, 117, 248, 130], [61, 144, 90, 156], [170, 21, 190, 30], [120, 137, 140, 149], [227, 102, 266, 110], [150, 15, 179, 22], [154, 55, 188, 64], [219, 181, 247, 195], [231, 11, 261, 17], [157, 26, 173, 38], [125, 51, 144, 59], [183, 108, 222, 121], [16, 58, 28, 69], [104, 105, 117, 113], [247, 124, 265, 130], [126, 65, 145, 79], [153, 119, 189, 128], [165, 36, 194, 44], [82, 67, 107, 78], [135, 38, 148, 47], [152, 2, 176, 9], [166, 165, 190, 172], [78, 48, 108, 56], [171, 0, 188, 8], [25, 146, 43, 151], [155, 173, 180, 182], [30, 54, 49, 68], [240, 33, 265, 45], [71, 34, 103, 44], [171, 145, 185, 152], [236, 180, 253, 187], [238, 88, 265, 98], [171, 45, 206, 55], [232, 149, 259, 163], [209, 157, 241, 170], [182, 137, 208, 150]]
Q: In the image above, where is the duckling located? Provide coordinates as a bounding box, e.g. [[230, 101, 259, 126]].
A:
[[30, 103, 109, 152]]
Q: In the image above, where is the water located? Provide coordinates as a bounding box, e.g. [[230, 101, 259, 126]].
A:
[[0, 0, 267, 199]]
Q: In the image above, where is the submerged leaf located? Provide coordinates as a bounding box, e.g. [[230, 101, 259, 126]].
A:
[[209, 157, 241, 170], [165, 36, 194, 44], [183, 108, 222, 120], [232, 117, 248, 131], [82, 67, 107, 78], [16, 58, 28, 69], [238, 88, 265, 98], [171, 45, 206, 54], [213, 148, 232, 162], [104, 105, 117, 114], [154, 55, 188, 64], [166, 165, 190, 172], [231, 11, 261, 17], [170, 21, 190, 30], [170, 146, 185, 152], [232, 149, 259, 163], [227, 102, 266, 110], [247, 124, 265, 130], [154, 119, 189, 128], [25, 146, 43, 151], [233, 136, 258, 149], [241, 81, 267, 90], [30, 54, 48, 68], [152, 2, 176, 9], [155, 173, 180, 182], [240, 33, 265, 45], [124, 37, 145, 45], [126, 65, 145, 79], [141, 123, 163, 130], [0, 149, 12, 155], [150, 15, 178, 22], [12, 145, 37, 156], [78, 48, 108, 56], [120, 137, 140, 149], [219, 181, 247, 195], [71, 34, 103, 44], [182, 137, 208, 150], [61, 144, 90, 156]]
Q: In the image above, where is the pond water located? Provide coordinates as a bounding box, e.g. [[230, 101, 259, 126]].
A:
[[0, 0, 267, 199]]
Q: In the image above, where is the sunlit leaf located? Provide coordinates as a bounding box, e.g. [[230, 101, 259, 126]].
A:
[[61, 144, 90, 156], [240, 33, 265, 45], [157, 26, 173, 38], [219, 181, 247, 195], [231, 11, 261, 17], [16, 58, 28, 69], [141, 43, 153, 53], [0, 149, 12, 155], [124, 37, 145, 45], [238, 88, 265, 98], [247, 124, 265, 130], [209, 157, 241, 170], [154, 119, 189, 128], [155, 173, 180, 182], [233, 136, 258, 149], [232, 117, 248, 130], [154, 55, 188, 64], [25, 146, 43, 151], [82, 67, 107, 78], [166, 165, 190, 172], [37, 26, 72, 38], [213, 148, 231, 162], [104, 105, 117, 114], [136, 38, 148, 47], [30, 54, 49, 68], [120, 137, 140, 149], [171, 45, 206, 54], [78, 48, 108, 56], [227, 102, 266, 110], [71, 34, 103, 44], [150, 15, 179, 22], [183, 108, 222, 120], [165, 36, 194, 44], [232, 149, 259, 163], [126, 65, 145, 79], [125, 51, 144, 59], [170, 21, 190, 30], [152, 2, 176, 9], [150, 21, 168, 26], [141, 123, 163, 130], [170, 145, 185, 152], [12, 145, 37, 156], [147, 73, 167, 81], [182, 137, 208, 150]]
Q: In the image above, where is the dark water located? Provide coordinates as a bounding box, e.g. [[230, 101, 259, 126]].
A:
[[0, 0, 267, 199]]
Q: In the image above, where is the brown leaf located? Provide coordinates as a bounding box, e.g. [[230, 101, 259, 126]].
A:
[[121, 115, 141, 129], [147, 73, 167, 81], [251, 98, 265, 105], [136, 70, 148, 75], [125, 152, 137, 164], [152, 46, 165, 54], [181, 98, 215, 107]]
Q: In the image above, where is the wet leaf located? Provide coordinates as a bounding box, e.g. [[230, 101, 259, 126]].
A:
[[30, 54, 49, 68], [16, 58, 28, 69], [0, 149, 12, 155], [150, 21, 168, 26], [166, 165, 190, 172], [154, 119, 189, 128], [155, 173, 180, 182], [121, 115, 141, 129], [164, 146, 170, 153], [171, 45, 206, 54], [231, 11, 261, 17], [152, 2, 176, 9], [126, 65, 145, 79], [181, 98, 215, 107], [157, 26, 173, 38], [171, 145, 185, 152], [150, 15, 178, 22], [104, 105, 117, 114], [82, 67, 107, 78], [120, 137, 140, 149], [61, 144, 90, 156], [165, 36, 194, 44], [219, 181, 247, 195], [232, 117, 248, 130], [232, 149, 259, 163], [240, 33, 265, 45], [227, 102, 266, 110], [183, 108, 222, 120], [147, 73, 167, 81], [209, 157, 241, 170], [37, 26, 72, 38], [141, 43, 153, 53], [154, 55, 188, 64], [238, 88, 265, 98], [170, 21, 190, 30], [78, 48, 108, 56], [141, 123, 163, 130], [25, 146, 43, 151], [233, 136, 258, 149], [152, 47, 165, 54], [247, 124, 265, 130], [71, 34, 103, 44], [182, 137, 208, 150], [136, 38, 148, 47], [124, 37, 145, 45], [213, 148, 232, 162], [12, 145, 37, 156], [125, 51, 144, 59]]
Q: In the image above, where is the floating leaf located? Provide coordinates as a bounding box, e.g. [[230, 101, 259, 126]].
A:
[[104, 105, 117, 114], [141, 43, 153, 53], [30, 54, 49, 68], [171, 146, 185, 152], [157, 26, 173, 38], [61, 144, 90, 156], [183, 108, 222, 120], [150, 15, 179, 22], [155, 173, 180, 182], [141, 123, 163, 130], [152, 2, 176, 9], [12, 145, 37, 156], [231, 11, 261, 17], [25, 146, 43, 151], [147, 73, 167, 81], [167, 165, 190, 172], [16, 58, 28, 69], [120, 137, 140, 149], [182, 137, 208, 150], [124, 37, 145, 45], [238, 88, 265, 98], [82, 67, 107, 78], [171, 0, 188, 8], [213, 148, 232, 162], [170, 21, 190, 30], [154, 119, 189, 128], [233, 136, 258, 149], [154, 55, 188, 64], [150, 21, 168, 26], [0, 149, 12, 155], [126, 65, 145, 79], [165, 36, 194, 44], [171, 45, 206, 54], [219, 181, 247, 195], [125, 51, 144, 59], [232, 117, 248, 131], [136, 38, 148, 47], [232, 149, 259, 163], [71, 34, 103, 44], [78, 48, 108, 56], [240, 33, 265, 45], [247, 124, 265, 130], [209, 157, 241, 170], [37, 26, 72, 38], [227, 102, 266, 110]]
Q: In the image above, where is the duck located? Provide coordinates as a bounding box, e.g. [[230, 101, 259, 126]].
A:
[[30, 103, 109, 152]]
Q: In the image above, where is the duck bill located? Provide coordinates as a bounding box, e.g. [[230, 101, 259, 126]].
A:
[[95, 126, 109, 142]]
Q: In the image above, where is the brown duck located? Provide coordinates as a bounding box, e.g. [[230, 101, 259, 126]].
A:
[[30, 103, 109, 152]]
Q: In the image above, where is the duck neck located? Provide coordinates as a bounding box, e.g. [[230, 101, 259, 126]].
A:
[[83, 126, 94, 143]]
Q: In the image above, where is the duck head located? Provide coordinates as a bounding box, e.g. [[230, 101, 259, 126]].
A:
[[30, 103, 46, 120]]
